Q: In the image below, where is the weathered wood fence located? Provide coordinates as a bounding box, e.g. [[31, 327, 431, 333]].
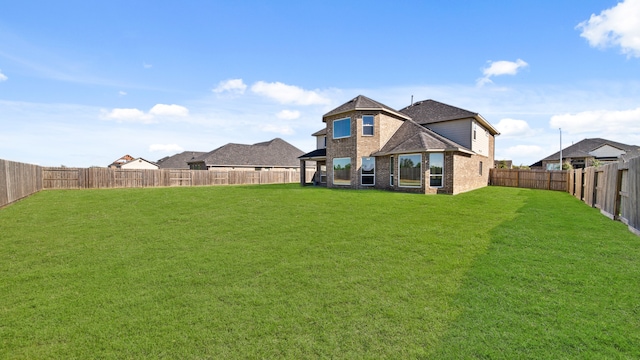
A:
[[1, 158, 314, 208], [489, 168, 568, 191], [42, 167, 313, 189], [490, 158, 640, 236], [0, 159, 43, 208], [567, 157, 640, 236]]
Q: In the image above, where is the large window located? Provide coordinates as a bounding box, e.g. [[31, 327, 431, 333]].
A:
[[362, 115, 374, 136], [333, 118, 351, 139], [429, 153, 444, 188], [399, 154, 422, 187], [361, 157, 375, 186], [333, 157, 351, 185]]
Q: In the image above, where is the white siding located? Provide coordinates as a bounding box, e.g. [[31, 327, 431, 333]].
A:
[[589, 144, 625, 158], [427, 119, 472, 149], [471, 120, 490, 156], [121, 159, 158, 169], [316, 135, 326, 149]]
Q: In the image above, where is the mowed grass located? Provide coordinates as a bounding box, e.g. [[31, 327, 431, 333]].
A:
[[0, 184, 639, 358]]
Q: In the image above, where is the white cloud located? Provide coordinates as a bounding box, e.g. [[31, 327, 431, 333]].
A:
[[149, 143, 184, 153], [119, 91, 127, 96], [102, 104, 189, 123], [143, 62, 153, 69], [102, 108, 155, 124], [477, 59, 528, 86], [496, 145, 544, 165], [213, 78, 247, 94], [576, 0, 640, 57], [550, 107, 640, 135], [276, 109, 301, 120], [251, 81, 331, 105], [149, 104, 189, 117], [495, 118, 538, 138], [0, 70, 7, 82]]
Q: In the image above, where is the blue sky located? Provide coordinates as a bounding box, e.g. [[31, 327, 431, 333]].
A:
[[2, 0, 640, 167]]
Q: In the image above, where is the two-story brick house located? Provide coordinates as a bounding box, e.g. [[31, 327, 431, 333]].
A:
[[299, 95, 499, 195]]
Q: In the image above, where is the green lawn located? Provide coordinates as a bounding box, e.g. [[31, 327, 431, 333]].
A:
[[1, 185, 638, 359]]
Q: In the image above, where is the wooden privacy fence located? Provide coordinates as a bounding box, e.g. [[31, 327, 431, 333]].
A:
[[489, 168, 568, 191], [568, 157, 640, 236], [1, 158, 315, 208], [42, 167, 314, 189], [0, 159, 43, 208]]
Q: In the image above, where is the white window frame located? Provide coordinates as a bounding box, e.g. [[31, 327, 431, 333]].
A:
[[333, 118, 351, 139], [361, 157, 375, 186], [398, 153, 422, 188], [362, 115, 374, 136], [429, 153, 444, 188]]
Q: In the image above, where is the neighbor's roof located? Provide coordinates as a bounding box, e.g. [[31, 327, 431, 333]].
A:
[[373, 119, 473, 156], [323, 95, 411, 120], [539, 138, 639, 162], [109, 154, 135, 166], [157, 151, 206, 169], [189, 138, 305, 167], [400, 99, 499, 135]]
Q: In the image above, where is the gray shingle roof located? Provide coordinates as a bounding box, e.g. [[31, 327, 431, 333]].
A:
[[539, 138, 639, 162], [400, 99, 499, 135], [189, 138, 305, 168], [299, 148, 326, 160], [373, 119, 473, 156], [157, 151, 206, 169], [323, 95, 410, 120]]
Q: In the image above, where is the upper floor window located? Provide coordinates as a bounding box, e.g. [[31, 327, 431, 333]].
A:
[[333, 118, 351, 139], [362, 115, 374, 136]]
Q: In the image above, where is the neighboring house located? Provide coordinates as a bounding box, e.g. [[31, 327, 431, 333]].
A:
[[530, 138, 640, 170], [108, 154, 135, 168], [120, 158, 159, 170], [299, 95, 500, 195], [157, 151, 206, 169], [188, 138, 305, 171]]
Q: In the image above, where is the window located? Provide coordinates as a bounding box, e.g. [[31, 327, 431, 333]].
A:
[[399, 154, 422, 187], [390, 156, 395, 186], [361, 157, 375, 186], [479, 161, 483, 176], [333, 118, 351, 139], [333, 157, 351, 185], [429, 153, 444, 188], [362, 115, 374, 136]]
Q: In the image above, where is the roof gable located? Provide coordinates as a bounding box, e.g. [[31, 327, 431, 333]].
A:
[[323, 95, 410, 120], [373, 119, 472, 156]]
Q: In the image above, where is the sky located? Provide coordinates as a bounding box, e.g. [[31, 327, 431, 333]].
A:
[[2, 0, 640, 167]]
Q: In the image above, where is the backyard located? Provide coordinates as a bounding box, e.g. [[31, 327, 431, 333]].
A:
[[1, 184, 639, 358]]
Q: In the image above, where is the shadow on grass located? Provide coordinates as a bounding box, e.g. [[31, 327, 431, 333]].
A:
[[430, 189, 640, 359]]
